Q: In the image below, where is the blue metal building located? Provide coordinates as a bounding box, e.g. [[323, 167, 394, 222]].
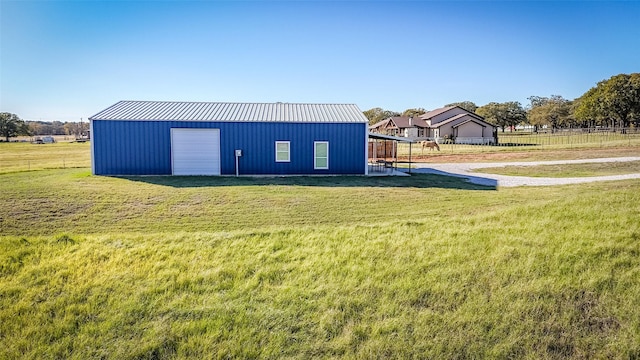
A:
[[89, 101, 369, 176]]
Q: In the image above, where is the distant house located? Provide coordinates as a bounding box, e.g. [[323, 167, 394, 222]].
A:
[[370, 106, 497, 144], [369, 116, 429, 138]]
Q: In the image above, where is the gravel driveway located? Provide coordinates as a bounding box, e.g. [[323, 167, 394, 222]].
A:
[[410, 157, 640, 187]]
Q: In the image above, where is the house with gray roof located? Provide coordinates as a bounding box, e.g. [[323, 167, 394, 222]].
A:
[[370, 106, 497, 144], [369, 116, 429, 138]]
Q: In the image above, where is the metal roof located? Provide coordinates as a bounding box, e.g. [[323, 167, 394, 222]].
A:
[[89, 101, 369, 123], [386, 116, 429, 129], [368, 132, 417, 142]]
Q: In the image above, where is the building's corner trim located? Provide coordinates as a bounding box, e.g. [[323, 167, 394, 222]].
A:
[[90, 119, 96, 175], [364, 124, 369, 175]]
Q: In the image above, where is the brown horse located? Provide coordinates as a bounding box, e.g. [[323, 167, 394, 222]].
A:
[[420, 141, 440, 152]]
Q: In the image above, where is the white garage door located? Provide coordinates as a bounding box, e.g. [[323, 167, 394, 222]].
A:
[[171, 128, 221, 175]]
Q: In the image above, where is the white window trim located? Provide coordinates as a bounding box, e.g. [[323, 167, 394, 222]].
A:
[[314, 141, 329, 170], [275, 141, 290, 162]]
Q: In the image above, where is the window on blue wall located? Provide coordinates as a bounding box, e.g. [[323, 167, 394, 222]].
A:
[[314, 141, 329, 169], [275, 141, 290, 162]]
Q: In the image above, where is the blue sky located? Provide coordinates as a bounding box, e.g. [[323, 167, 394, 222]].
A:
[[1, 1, 639, 121]]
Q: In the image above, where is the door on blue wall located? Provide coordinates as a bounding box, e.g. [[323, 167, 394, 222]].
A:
[[171, 128, 221, 175]]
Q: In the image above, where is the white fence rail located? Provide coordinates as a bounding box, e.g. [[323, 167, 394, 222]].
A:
[[412, 137, 495, 145], [452, 137, 495, 145]]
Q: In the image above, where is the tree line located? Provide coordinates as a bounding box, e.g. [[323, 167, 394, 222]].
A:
[[364, 73, 640, 132], [0, 114, 89, 142], [2, 73, 638, 141], [26, 121, 89, 137]]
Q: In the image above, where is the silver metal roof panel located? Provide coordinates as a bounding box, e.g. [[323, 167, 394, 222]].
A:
[[90, 101, 369, 123]]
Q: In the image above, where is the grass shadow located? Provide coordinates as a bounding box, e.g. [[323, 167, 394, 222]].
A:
[[411, 168, 499, 188], [118, 173, 496, 190]]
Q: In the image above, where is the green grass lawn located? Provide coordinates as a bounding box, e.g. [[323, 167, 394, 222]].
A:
[[475, 160, 640, 178], [0, 141, 90, 174], [395, 138, 640, 160], [1, 137, 637, 172], [497, 130, 640, 147], [2, 166, 640, 359]]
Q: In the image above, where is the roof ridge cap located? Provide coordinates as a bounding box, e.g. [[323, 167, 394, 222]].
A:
[[117, 100, 358, 106]]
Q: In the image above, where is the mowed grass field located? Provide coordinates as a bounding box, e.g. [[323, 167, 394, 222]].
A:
[[394, 133, 640, 161], [1, 142, 640, 359], [0, 141, 90, 173], [476, 160, 640, 178]]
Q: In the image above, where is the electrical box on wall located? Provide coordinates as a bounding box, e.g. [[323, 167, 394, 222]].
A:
[[234, 149, 242, 177]]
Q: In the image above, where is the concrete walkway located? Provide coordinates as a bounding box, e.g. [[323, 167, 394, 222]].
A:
[[409, 157, 640, 187]]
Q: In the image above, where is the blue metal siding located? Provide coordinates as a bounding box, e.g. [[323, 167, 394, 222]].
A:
[[92, 120, 366, 175]]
